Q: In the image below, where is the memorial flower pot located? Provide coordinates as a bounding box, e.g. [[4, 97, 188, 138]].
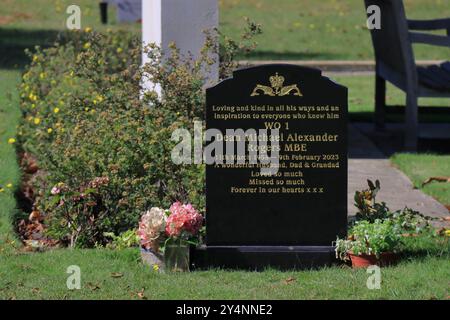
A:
[[349, 252, 398, 268], [164, 244, 190, 272], [140, 248, 164, 272]]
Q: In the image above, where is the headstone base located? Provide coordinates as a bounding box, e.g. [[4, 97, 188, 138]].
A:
[[190, 246, 338, 270]]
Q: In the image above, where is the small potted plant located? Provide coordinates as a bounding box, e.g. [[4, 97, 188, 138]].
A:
[[164, 202, 203, 272], [335, 219, 402, 268]]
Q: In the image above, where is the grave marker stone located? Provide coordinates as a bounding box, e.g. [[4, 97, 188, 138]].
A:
[[193, 64, 348, 269]]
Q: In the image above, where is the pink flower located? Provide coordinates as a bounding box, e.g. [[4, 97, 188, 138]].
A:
[[165, 202, 203, 238], [51, 182, 66, 195], [51, 186, 60, 195], [138, 207, 167, 250]]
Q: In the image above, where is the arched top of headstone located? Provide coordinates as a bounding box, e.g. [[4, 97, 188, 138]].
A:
[[207, 64, 347, 102]]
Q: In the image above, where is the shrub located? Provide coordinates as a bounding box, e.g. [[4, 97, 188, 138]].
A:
[[353, 180, 435, 234], [18, 20, 262, 248], [18, 30, 206, 247]]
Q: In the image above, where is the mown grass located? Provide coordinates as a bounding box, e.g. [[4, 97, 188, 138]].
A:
[[220, 0, 450, 60], [1, 0, 449, 61], [0, 0, 139, 32], [391, 153, 450, 207], [0, 244, 449, 300], [333, 75, 450, 123]]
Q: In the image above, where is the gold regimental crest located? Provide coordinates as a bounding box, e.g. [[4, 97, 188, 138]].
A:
[[250, 73, 303, 97]]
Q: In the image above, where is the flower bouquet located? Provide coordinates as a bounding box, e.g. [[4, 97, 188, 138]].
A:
[[138, 202, 203, 272], [137, 207, 167, 271]]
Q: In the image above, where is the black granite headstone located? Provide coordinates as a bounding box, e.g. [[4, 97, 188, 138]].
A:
[[192, 64, 347, 270]]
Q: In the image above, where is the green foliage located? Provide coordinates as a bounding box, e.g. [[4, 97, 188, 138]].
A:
[[17, 20, 261, 248], [219, 16, 262, 79], [353, 180, 435, 233], [335, 219, 403, 260], [354, 179, 389, 222], [18, 30, 207, 247], [337, 180, 441, 261], [104, 229, 139, 250]]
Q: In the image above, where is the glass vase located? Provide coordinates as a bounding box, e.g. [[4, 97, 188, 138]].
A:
[[164, 244, 190, 272]]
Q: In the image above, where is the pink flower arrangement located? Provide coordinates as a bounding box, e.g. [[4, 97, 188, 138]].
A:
[[138, 202, 203, 252], [138, 207, 167, 251], [165, 202, 203, 238]]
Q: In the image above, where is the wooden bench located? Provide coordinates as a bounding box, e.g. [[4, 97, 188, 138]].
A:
[[364, 0, 450, 150]]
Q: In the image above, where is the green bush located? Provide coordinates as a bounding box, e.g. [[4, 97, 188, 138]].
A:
[[18, 30, 206, 247], [353, 180, 435, 234], [18, 20, 261, 248], [18, 20, 261, 247]]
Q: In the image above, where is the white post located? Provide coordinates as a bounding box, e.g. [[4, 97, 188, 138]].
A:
[[142, 0, 219, 93]]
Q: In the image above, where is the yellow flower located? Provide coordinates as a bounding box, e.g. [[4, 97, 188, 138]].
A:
[[6, 183, 12, 188], [0, 188, 4, 193], [83, 42, 91, 49], [28, 93, 37, 102], [153, 264, 160, 272], [34, 118, 41, 125], [445, 229, 450, 237], [8, 138, 16, 144], [31, 104, 36, 109], [84, 27, 92, 33], [116, 47, 123, 53], [53, 107, 60, 114], [90, 109, 96, 114], [39, 72, 46, 79], [85, 107, 90, 112], [32, 55, 39, 62], [47, 128, 53, 134]]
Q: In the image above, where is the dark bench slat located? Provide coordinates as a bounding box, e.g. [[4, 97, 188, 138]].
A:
[[417, 64, 450, 91], [428, 65, 450, 82], [441, 61, 450, 73]]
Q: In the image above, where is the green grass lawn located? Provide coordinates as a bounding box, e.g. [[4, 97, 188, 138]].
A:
[[1, 0, 449, 62], [391, 153, 450, 207], [0, 0, 139, 31], [221, 0, 450, 60], [0, 247, 448, 299], [334, 75, 450, 123]]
